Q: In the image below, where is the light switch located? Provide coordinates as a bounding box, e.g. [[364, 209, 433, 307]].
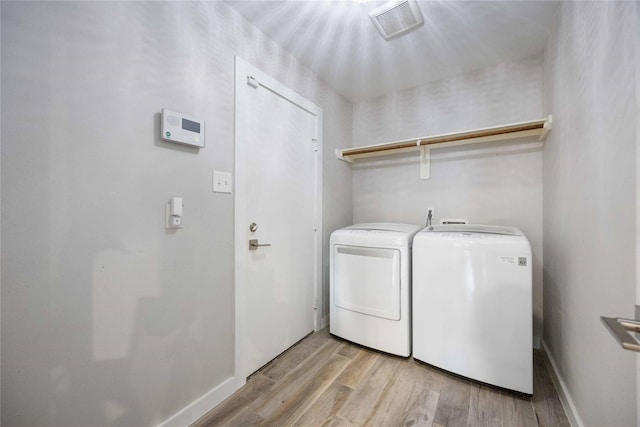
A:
[[213, 171, 232, 193]]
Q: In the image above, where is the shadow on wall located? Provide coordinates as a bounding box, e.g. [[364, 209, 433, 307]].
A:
[[46, 242, 205, 426], [352, 138, 544, 172], [5, 111, 229, 427]]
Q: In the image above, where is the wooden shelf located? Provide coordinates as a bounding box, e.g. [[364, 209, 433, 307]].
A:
[[335, 116, 552, 179]]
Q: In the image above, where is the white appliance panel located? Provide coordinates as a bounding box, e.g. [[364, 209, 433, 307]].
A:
[[413, 229, 532, 394], [333, 245, 400, 320], [329, 222, 420, 357]]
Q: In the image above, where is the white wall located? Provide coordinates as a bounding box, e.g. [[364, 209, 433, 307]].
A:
[[542, 2, 637, 426], [352, 57, 545, 342], [0, 2, 352, 426]]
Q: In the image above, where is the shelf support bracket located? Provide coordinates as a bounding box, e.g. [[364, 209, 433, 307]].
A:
[[540, 114, 553, 141], [419, 145, 430, 180], [334, 148, 353, 163]]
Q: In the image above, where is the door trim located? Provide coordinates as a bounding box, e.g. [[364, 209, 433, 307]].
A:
[[233, 56, 323, 386]]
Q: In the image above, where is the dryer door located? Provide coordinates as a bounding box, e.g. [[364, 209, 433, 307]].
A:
[[333, 245, 401, 320]]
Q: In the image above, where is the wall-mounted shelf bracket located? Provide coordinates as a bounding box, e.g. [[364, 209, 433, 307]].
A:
[[419, 145, 430, 180], [335, 115, 553, 180], [334, 148, 354, 163]]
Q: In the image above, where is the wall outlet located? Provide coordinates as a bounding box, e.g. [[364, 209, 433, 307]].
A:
[[426, 207, 435, 219]]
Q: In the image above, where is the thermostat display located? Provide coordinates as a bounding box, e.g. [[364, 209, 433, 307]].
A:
[[182, 118, 200, 133], [161, 109, 205, 148]]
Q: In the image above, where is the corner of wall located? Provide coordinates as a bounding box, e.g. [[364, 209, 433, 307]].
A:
[[1, 3, 4, 424], [320, 315, 329, 330], [636, 3, 640, 425]]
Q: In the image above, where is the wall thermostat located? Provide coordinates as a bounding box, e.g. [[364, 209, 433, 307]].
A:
[[161, 109, 205, 148]]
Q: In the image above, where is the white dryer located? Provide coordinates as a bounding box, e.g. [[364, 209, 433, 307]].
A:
[[412, 225, 533, 394], [330, 223, 421, 357]]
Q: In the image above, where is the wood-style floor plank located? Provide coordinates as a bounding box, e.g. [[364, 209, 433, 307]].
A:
[[336, 342, 361, 359], [226, 410, 263, 426], [193, 374, 274, 426], [467, 385, 502, 427], [337, 355, 402, 425], [408, 361, 446, 397], [432, 375, 472, 427], [260, 328, 331, 382], [252, 339, 342, 417], [365, 358, 421, 426], [321, 415, 358, 427], [399, 362, 444, 427], [501, 391, 538, 427], [261, 354, 350, 426], [292, 382, 352, 426], [334, 347, 378, 389], [192, 330, 572, 427], [400, 387, 440, 427]]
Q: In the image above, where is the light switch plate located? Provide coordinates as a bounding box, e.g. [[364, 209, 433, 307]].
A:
[[213, 171, 232, 193]]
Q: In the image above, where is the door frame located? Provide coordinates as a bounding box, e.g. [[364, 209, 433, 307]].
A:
[[636, 2, 639, 423], [233, 56, 323, 386]]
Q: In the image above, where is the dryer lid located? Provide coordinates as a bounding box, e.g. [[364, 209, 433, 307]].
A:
[[424, 224, 523, 236], [344, 222, 422, 234]]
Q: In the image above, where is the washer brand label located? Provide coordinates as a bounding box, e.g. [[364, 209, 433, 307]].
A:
[[499, 256, 528, 266]]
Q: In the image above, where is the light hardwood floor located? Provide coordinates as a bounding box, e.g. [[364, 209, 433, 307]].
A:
[[193, 329, 570, 427]]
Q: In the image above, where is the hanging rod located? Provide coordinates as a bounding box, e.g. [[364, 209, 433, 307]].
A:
[[335, 115, 552, 165]]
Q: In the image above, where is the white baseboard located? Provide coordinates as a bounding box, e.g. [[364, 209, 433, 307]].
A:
[[156, 376, 238, 427], [541, 341, 585, 427]]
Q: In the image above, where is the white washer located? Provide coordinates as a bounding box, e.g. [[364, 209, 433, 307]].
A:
[[412, 225, 533, 394], [330, 223, 421, 356]]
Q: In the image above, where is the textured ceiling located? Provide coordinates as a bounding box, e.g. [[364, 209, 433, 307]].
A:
[[226, 1, 559, 103]]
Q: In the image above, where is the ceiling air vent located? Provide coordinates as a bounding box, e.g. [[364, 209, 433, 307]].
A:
[[369, 0, 424, 41]]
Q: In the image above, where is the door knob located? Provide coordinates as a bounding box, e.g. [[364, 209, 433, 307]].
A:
[[249, 239, 271, 251]]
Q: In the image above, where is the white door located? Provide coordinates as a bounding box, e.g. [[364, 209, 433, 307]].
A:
[[234, 57, 322, 382]]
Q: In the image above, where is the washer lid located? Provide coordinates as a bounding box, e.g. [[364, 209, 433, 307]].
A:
[[424, 224, 523, 236]]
